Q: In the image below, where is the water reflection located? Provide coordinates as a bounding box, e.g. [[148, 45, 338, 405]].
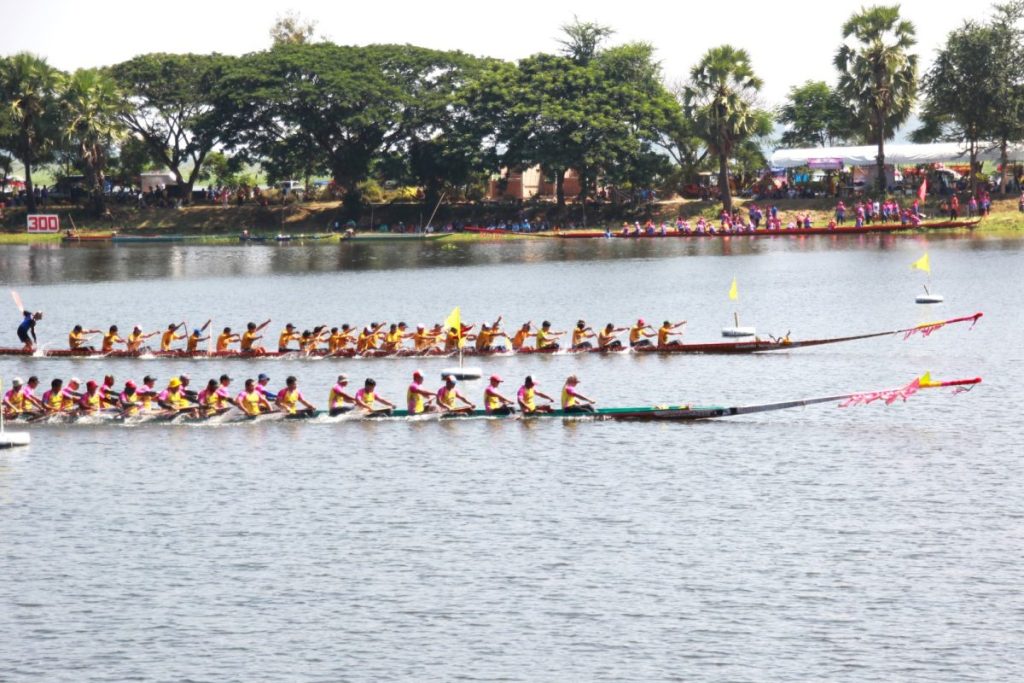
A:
[[0, 231, 1011, 286]]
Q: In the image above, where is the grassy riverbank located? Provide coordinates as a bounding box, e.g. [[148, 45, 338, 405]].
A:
[[1, 196, 1022, 243]]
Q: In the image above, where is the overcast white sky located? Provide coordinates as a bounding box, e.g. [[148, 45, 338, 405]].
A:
[[0, 0, 987, 106]]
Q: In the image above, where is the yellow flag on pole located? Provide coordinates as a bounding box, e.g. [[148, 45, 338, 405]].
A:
[[911, 252, 931, 274], [443, 306, 462, 347], [728, 277, 738, 301]]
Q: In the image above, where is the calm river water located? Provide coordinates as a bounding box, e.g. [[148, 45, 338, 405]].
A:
[[1, 233, 1021, 681]]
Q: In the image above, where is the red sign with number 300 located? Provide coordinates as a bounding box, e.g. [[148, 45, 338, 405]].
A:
[[26, 214, 60, 233]]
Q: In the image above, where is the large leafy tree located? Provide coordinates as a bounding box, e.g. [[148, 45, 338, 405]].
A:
[[684, 45, 772, 212], [0, 53, 64, 212], [468, 22, 681, 210], [63, 68, 126, 215], [109, 53, 233, 202], [834, 5, 918, 193], [217, 43, 480, 215], [986, 1, 1024, 192], [777, 80, 856, 147]]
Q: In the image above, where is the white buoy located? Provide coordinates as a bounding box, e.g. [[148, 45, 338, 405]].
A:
[[441, 367, 482, 381], [916, 284, 944, 304], [722, 326, 757, 338], [0, 432, 30, 449]]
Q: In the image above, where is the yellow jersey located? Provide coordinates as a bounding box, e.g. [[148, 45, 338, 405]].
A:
[[69, 331, 85, 349], [512, 329, 531, 350], [519, 386, 535, 411], [161, 329, 183, 351], [187, 333, 202, 352], [241, 331, 259, 351], [216, 333, 233, 352], [278, 330, 299, 349], [101, 333, 121, 353], [240, 390, 263, 416]]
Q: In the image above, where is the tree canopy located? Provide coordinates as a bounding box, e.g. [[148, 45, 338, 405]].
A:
[[834, 5, 918, 192], [684, 45, 771, 211]]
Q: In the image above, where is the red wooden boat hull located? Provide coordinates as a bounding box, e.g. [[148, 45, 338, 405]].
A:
[[0, 312, 981, 360], [556, 219, 981, 239]]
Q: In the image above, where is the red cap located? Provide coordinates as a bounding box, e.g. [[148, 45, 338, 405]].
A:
[[490, 374, 502, 383], [413, 369, 423, 379], [86, 380, 97, 390], [125, 380, 137, 389], [637, 318, 645, 326]]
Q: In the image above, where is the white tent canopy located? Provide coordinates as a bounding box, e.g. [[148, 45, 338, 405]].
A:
[[770, 142, 1024, 169]]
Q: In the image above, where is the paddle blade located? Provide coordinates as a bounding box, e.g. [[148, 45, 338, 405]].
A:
[[911, 252, 930, 274], [728, 277, 738, 301], [10, 289, 23, 313]]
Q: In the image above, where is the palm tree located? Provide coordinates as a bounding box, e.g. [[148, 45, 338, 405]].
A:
[[683, 45, 770, 212], [0, 53, 64, 213], [834, 5, 918, 193], [64, 68, 125, 216]]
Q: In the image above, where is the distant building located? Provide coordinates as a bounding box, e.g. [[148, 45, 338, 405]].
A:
[[488, 166, 581, 200]]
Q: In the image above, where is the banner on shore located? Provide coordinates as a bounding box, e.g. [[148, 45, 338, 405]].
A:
[[807, 158, 844, 170], [26, 214, 60, 233]]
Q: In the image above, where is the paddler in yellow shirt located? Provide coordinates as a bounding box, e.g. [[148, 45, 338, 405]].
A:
[[656, 320, 687, 348], [561, 375, 596, 414], [516, 375, 555, 414], [126, 325, 159, 352], [511, 322, 535, 351], [241, 319, 271, 354], [597, 323, 627, 350], [327, 374, 357, 416], [69, 324, 101, 351], [275, 375, 317, 416], [216, 327, 240, 352], [628, 319, 656, 348], [571, 320, 596, 350], [412, 324, 440, 353], [354, 377, 396, 414], [328, 324, 355, 354], [161, 322, 186, 351], [278, 323, 300, 352], [236, 378, 273, 417], [186, 327, 210, 353], [483, 374, 515, 415], [100, 325, 125, 353], [535, 320, 565, 351], [383, 322, 411, 353], [405, 370, 436, 415], [436, 375, 475, 414]]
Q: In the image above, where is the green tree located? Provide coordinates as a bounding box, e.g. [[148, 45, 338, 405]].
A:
[[63, 68, 126, 215], [987, 1, 1024, 192], [777, 80, 856, 147], [217, 43, 486, 216], [110, 53, 233, 203], [108, 135, 160, 187], [834, 5, 918, 192], [468, 26, 681, 211], [684, 45, 772, 212], [0, 53, 64, 212], [558, 17, 615, 65], [269, 11, 318, 46]]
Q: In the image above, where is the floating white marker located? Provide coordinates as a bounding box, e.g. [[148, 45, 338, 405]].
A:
[[916, 283, 944, 304], [0, 432, 30, 449], [441, 367, 482, 381]]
